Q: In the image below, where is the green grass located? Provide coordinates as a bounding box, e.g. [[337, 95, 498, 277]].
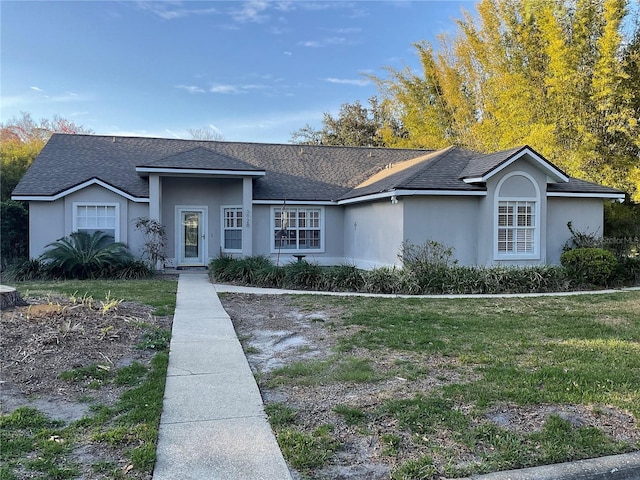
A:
[[0, 407, 79, 479], [269, 355, 382, 386], [267, 291, 640, 478], [15, 278, 177, 315], [264, 403, 339, 473]]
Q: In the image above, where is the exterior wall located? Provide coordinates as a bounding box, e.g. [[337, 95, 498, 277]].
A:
[[160, 177, 243, 265], [402, 196, 481, 266], [251, 204, 344, 265], [343, 200, 404, 269], [546, 197, 604, 264], [29, 201, 65, 258], [28, 185, 149, 258]]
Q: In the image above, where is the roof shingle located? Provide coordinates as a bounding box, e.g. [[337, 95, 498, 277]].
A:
[[12, 134, 623, 202]]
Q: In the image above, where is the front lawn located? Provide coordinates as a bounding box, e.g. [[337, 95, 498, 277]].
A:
[[223, 291, 640, 479]]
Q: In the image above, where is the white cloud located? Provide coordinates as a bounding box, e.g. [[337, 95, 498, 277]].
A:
[[136, 1, 219, 20], [209, 84, 243, 94], [30, 86, 44, 92], [230, 0, 270, 23], [325, 77, 370, 87], [176, 84, 206, 94], [299, 36, 350, 48]]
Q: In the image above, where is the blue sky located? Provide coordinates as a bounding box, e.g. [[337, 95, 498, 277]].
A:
[[1, 1, 476, 144]]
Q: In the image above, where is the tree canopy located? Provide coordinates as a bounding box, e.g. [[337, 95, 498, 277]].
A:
[[1, 112, 93, 201], [373, 0, 639, 200], [290, 97, 404, 147]]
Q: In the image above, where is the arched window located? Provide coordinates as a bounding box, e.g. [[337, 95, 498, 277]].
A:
[[494, 172, 540, 259]]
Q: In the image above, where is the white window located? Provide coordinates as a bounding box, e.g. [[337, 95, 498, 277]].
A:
[[497, 201, 535, 254], [222, 206, 243, 252], [73, 203, 119, 241], [272, 206, 323, 252], [494, 171, 540, 259]]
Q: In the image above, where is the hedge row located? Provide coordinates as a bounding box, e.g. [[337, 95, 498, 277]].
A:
[[209, 253, 638, 295]]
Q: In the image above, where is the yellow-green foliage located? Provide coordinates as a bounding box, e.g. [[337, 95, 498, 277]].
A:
[[376, 0, 640, 201]]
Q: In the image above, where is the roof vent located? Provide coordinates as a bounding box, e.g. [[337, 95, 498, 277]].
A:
[[299, 147, 304, 155], [112, 136, 116, 143]]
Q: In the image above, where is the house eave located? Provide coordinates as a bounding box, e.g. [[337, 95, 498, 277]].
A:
[[136, 167, 265, 177], [547, 191, 626, 201], [252, 199, 337, 206], [11, 178, 149, 203], [337, 189, 487, 205]]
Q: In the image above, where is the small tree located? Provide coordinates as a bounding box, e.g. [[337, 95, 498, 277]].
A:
[[134, 217, 168, 269]]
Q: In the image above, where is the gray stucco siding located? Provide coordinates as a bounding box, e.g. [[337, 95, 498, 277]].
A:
[[343, 200, 404, 269], [29, 201, 65, 258], [546, 197, 604, 264], [28, 184, 149, 259], [403, 196, 481, 266]]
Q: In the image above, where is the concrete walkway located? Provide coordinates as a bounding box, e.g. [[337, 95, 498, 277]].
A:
[[153, 273, 292, 480], [153, 275, 639, 480]]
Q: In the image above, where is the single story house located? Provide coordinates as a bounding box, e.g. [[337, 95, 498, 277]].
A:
[[12, 134, 624, 269]]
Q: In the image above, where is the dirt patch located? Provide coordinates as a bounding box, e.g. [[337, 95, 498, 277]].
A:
[[221, 293, 640, 479], [0, 294, 172, 479]]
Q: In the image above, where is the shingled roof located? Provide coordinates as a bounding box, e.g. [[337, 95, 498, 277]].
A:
[[12, 134, 623, 202]]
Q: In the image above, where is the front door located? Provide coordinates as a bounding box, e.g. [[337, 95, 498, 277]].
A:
[[177, 207, 207, 266]]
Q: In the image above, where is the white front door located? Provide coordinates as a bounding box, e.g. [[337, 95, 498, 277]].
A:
[[177, 207, 207, 266]]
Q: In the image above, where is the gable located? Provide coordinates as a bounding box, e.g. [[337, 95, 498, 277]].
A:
[[460, 146, 568, 184]]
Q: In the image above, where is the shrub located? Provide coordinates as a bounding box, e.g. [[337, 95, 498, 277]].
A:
[[563, 221, 603, 251], [399, 240, 456, 270], [614, 256, 640, 285], [134, 217, 168, 269], [320, 265, 365, 292], [209, 255, 236, 281], [108, 259, 154, 280], [282, 261, 323, 290], [560, 248, 618, 286], [362, 267, 405, 294], [40, 231, 134, 279], [0, 200, 28, 270], [2, 258, 49, 281]]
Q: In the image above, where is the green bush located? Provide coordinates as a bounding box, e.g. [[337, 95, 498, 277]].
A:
[[39, 231, 136, 280], [614, 256, 640, 285], [209, 255, 236, 281], [560, 248, 618, 286], [321, 264, 365, 292], [2, 258, 48, 281], [282, 261, 323, 290], [0, 200, 28, 270]]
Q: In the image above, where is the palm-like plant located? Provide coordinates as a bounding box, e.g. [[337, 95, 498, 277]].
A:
[[40, 231, 134, 279]]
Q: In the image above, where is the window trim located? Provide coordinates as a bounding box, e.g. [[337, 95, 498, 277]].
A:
[[72, 202, 120, 242], [270, 205, 325, 254], [221, 205, 243, 253], [493, 172, 540, 260]]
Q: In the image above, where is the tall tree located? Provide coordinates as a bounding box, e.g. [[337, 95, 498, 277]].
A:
[[375, 0, 640, 200], [290, 97, 404, 147]]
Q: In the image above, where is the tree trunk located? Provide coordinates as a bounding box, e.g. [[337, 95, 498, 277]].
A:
[[0, 286, 27, 309]]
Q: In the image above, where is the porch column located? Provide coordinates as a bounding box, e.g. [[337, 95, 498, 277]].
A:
[[148, 174, 161, 221], [242, 177, 253, 257], [148, 174, 163, 269]]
